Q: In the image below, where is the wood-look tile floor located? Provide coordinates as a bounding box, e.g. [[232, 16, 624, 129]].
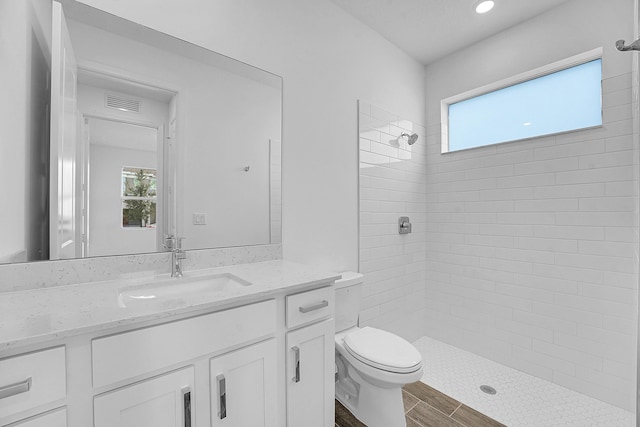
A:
[[335, 381, 507, 427]]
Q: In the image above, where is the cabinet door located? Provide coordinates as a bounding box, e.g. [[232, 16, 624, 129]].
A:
[[286, 319, 335, 427], [94, 367, 194, 427], [210, 339, 277, 427]]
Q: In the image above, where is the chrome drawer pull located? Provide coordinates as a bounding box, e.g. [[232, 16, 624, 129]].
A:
[[217, 374, 226, 419], [0, 377, 32, 400], [299, 300, 329, 313], [182, 386, 191, 427], [292, 346, 301, 383]]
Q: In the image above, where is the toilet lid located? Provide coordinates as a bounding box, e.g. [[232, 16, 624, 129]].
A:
[[343, 327, 422, 374]]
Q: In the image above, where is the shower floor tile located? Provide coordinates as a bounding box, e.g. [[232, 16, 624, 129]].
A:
[[412, 336, 635, 427]]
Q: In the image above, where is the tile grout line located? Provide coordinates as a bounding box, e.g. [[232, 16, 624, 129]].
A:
[[449, 403, 469, 427], [403, 385, 468, 423], [450, 402, 463, 417], [406, 413, 426, 427], [405, 401, 419, 414], [404, 401, 422, 415], [403, 390, 421, 414], [423, 400, 461, 421]]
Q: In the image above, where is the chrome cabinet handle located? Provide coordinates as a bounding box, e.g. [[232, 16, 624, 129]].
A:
[[299, 300, 328, 313], [182, 386, 191, 427], [0, 377, 32, 400], [292, 346, 300, 383], [217, 374, 226, 419]]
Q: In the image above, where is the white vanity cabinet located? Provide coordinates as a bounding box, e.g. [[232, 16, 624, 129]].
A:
[[2, 270, 338, 427], [285, 287, 335, 427], [91, 299, 277, 427], [94, 368, 194, 427]]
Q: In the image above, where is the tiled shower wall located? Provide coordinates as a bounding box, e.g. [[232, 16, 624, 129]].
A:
[[358, 101, 427, 341], [422, 69, 639, 410]]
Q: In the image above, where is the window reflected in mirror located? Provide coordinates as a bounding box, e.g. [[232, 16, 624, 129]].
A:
[[121, 167, 157, 229]]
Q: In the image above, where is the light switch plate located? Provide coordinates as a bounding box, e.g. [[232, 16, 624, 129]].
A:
[[193, 213, 207, 225]]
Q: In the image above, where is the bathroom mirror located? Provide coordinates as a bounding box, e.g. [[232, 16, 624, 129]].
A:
[[0, 0, 282, 264]]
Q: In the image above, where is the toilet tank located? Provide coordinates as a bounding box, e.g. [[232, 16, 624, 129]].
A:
[[334, 272, 364, 332]]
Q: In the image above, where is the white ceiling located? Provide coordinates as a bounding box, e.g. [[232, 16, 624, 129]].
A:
[[330, 0, 574, 65]]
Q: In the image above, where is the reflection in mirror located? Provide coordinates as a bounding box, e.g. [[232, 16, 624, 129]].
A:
[[87, 119, 161, 257], [0, 0, 282, 264], [78, 68, 173, 258]]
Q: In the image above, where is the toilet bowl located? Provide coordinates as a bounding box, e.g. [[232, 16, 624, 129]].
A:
[[334, 272, 423, 427]]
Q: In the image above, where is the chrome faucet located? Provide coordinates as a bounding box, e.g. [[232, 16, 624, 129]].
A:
[[164, 235, 186, 278], [172, 247, 186, 278]]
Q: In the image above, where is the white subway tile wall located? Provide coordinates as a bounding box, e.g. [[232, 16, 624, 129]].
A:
[[358, 100, 427, 341], [423, 71, 639, 411]]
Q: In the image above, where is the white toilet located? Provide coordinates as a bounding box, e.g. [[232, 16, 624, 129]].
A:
[[334, 272, 423, 427]]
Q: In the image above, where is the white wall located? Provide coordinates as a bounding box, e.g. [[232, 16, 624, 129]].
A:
[[424, 0, 637, 410], [358, 102, 427, 341], [0, 0, 51, 263], [75, 0, 426, 272]]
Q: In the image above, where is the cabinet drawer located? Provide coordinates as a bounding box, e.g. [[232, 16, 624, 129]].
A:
[[286, 286, 334, 329], [0, 347, 66, 420], [9, 408, 67, 427], [92, 299, 276, 388]]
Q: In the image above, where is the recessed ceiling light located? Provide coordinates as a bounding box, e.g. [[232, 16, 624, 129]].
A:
[[474, 0, 495, 14]]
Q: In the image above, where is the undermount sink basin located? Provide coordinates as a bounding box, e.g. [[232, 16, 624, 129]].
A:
[[118, 273, 252, 307]]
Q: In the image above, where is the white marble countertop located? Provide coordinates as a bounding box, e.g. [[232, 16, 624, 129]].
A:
[[0, 260, 340, 354]]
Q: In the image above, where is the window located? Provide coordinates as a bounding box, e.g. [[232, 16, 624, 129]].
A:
[[441, 49, 602, 153], [121, 167, 157, 228]]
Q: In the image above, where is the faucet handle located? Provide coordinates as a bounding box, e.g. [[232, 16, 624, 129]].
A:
[[163, 234, 175, 250], [174, 236, 185, 250], [163, 235, 186, 250]]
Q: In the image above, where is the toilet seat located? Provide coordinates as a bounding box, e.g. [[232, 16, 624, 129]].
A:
[[343, 327, 422, 374]]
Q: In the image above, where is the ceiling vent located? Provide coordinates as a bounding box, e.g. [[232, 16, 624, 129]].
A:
[[105, 94, 141, 113]]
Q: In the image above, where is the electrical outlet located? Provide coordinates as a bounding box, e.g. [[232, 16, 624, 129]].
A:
[[193, 213, 207, 225]]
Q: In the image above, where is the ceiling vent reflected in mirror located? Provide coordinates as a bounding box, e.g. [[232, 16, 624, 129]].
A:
[[105, 94, 141, 113]]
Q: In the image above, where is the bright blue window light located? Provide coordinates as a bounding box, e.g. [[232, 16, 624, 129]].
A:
[[447, 59, 602, 152]]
